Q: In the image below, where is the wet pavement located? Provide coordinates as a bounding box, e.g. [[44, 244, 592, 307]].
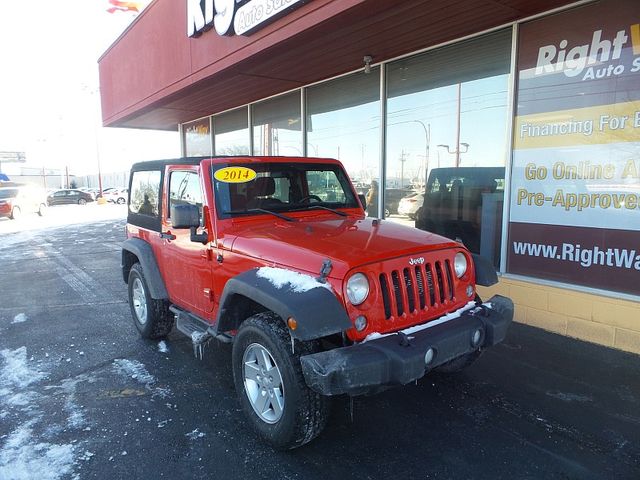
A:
[[0, 209, 639, 479]]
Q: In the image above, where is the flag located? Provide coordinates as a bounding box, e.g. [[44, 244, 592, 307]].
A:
[[106, 1, 144, 14]]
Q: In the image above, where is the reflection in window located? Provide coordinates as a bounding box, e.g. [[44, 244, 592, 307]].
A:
[[252, 92, 301, 156], [385, 29, 511, 267], [214, 107, 250, 155], [130, 170, 161, 217], [306, 69, 380, 215], [169, 171, 203, 223], [183, 118, 212, 156]]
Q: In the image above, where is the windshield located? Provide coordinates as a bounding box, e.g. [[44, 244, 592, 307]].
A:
[[212, 162, 360, 219], [0, 188, 18, 199]]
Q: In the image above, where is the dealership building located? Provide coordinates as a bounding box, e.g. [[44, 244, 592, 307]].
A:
[[99, 0, 640, 354]]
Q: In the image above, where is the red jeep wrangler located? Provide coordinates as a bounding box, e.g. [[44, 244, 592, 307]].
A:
[[122, 157, 513, 449]]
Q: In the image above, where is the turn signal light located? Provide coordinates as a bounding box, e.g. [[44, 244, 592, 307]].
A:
[[287, 317, 298, 330]]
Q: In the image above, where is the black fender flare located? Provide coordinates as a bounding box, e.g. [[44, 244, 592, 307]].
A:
[[471, 253, 498, 287], [215, 268, 352, 341], [121, 238, 169, 300]]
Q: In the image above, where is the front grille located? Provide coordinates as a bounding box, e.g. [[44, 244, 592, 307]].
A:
[[379, 260, 455, 320]]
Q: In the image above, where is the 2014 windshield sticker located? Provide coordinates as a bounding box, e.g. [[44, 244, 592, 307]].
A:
[[214, 167, 257, 183]]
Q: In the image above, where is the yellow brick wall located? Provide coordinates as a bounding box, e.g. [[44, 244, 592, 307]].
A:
[[477, 277, 640, 355]]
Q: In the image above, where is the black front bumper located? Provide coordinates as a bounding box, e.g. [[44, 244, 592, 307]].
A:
[[300, 295, 514, 396]]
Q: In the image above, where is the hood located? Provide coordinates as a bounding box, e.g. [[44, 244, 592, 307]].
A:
[[227, 214, 459, 279]]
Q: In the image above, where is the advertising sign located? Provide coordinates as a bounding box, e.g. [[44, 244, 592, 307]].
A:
[[508, 0, 640, 295], [187, 0, 306, 37]]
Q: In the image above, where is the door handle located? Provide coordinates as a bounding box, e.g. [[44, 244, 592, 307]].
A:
[[159, 231, 176, 241]]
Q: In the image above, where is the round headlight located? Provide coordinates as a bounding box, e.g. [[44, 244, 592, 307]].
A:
[[454, 252, 468, 278], [346, 273, 369, 306]]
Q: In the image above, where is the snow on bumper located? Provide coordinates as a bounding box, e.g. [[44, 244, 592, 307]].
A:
[[300, 295, 514, 396]]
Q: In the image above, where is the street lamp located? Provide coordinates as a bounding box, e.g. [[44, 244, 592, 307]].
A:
[[437, 142, 469, 167]]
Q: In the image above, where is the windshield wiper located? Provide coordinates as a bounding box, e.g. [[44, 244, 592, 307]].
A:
[[224, 208, 294, 222], [302, 205, 348, 217]]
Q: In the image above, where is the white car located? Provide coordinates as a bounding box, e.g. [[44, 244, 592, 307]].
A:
[[397, 191, 424, 219], [102, 188, 128, 204]]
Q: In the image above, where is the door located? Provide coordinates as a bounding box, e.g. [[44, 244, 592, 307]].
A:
[[160, 168, 215, 320], [51, 190, 68, 205]]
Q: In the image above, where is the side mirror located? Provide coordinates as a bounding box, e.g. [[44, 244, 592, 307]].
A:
[[358, 194, 367, 210], [172, 204, 200, 229], [172, 204, 208, 244]]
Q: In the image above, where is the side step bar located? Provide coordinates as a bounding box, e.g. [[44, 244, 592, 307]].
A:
[[170, 306, 232, 359]]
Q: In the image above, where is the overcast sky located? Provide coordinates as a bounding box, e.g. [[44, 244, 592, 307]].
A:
[[0, 0, 179, 175]]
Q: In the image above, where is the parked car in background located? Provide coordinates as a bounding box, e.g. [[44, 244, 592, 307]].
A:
[[0, 183, 48, 219], [398, 191, 424, 219], [47, 189, 95, 206], [102, 188, 128, 204]]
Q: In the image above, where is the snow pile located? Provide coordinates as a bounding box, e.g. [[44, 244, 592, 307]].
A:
[[158, 341, 169, 353], [11, 313, 28, 324], [363, 301, 478, 343], [256, 266, 333, 293], [0, 422, 75, 480]]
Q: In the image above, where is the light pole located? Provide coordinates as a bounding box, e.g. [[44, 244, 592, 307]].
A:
[[389, 120, 430, 181]]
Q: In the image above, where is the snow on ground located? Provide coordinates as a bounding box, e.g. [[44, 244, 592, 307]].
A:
[[0, 348, 46, 388], [158, 341, 169, 353], [11, 314, 28, 324], [112, 359, 171, 399], [0, 348, 80, 480], [185, 429, 206, 440], [257, 266, 333, 293], [0, 421, 75, 480], [0, 204, 127, 238]]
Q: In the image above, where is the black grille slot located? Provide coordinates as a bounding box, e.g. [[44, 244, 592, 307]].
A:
[[425, 264, 436, 306], [391, 271, 404, 317], [415, 266, 426, 310], [435, 262, 446, 304], [379, 274, 392, 319], [403, 268, 416, 313], [444, 259, 454, 300]]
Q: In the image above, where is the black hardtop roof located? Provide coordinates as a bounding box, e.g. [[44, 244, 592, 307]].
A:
[[130, 156, 206, 172], [130, 155, 342, 172]]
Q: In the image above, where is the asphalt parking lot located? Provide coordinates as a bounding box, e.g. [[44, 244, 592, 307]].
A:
[[1, 206, 639, 480]]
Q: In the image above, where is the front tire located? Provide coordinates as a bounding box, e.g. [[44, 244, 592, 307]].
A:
[[78, 198, 87, 205], [127, 263, 173, 338], [232, 312, 330, 449], [37, 203, 47, 216], [9, 206, 20, 220]]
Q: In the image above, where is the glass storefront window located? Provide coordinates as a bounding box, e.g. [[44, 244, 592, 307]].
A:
[[183, 118, 212, 156], [306, 68, 381, 216], [252, 92, 302, 156], [214, 107, 250, 155], [386, 29, 512, 267]]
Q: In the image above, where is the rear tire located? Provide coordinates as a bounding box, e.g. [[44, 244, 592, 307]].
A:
[[116, 197, 126, 204], [232, 312, 330, 449], [37, 203, 47, 216], [127, 263, 173, 339], [9, 206, 20, 220]]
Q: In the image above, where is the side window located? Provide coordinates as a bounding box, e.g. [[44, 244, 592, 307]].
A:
[[169, 171, 203, 223], [130, 170, 161, 217]]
